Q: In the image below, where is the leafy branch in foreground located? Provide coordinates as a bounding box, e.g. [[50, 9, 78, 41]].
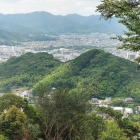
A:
[[97, 0, 140, 61]]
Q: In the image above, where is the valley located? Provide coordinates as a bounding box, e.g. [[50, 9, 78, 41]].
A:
[[0, 33, 138, 63]]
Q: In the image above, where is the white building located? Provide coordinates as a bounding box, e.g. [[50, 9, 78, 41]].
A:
[[126, 52, 136, 60], [16, 90, 32, 99], [123, 108, 133, 117], [112, 107, 124, 113]]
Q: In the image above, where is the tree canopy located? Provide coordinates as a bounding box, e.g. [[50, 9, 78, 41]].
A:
[[100, 120, 130, 140], [97, 0, 140, 53], [0, 94, 42, 140], [34, 49, 140, 99], [0, 92, 140, 140], [0, 52, 61, 92], [36, 89, 105, 140], [0, 105, 27, 140]]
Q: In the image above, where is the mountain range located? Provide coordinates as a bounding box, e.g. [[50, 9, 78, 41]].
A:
[[0, 12, 126, 44]]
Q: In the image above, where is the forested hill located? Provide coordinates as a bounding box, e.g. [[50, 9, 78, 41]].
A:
[[0, 52, 61, 92], [34, 49, 140, 98], [0, 29, 28, 45]]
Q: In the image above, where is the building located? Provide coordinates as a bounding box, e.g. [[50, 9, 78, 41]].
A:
[[112, 107, 134, 117], [91, 98, 99, 104], [15, 90, 32, 100], [126, 52, 136, 60], [103, 97, 112, 105], [123, 108, 133, 117], [112, 107, 124, 113], [124, 97, 134, 104]]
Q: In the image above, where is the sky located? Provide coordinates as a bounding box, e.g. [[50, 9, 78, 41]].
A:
[[0, 0, 101, 16]]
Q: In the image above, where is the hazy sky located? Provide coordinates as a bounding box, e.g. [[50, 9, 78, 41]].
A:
[[0, 0, 101, 16]]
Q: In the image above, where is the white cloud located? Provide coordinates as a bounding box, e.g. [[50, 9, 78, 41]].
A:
[[0, 0, 101, 16], [0, 0, 22, 2]]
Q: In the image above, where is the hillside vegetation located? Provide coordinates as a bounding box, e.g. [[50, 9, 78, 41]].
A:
[[0, 52, 61, 92], [0, 29, 29, 45], [34, 49, 140, 98]]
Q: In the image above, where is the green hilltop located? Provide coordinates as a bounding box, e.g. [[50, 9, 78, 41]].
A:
[[0, 49, 140, 99], [0, 52, 61, 92], [34, 49, 140, 98]]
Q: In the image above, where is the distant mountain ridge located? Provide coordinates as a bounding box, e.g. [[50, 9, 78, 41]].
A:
[[0, 11, 126, 36]]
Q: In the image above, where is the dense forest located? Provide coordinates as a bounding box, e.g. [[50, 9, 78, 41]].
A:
[[34, 49, 140, 99], [0, 50, 140, 140], [0, 91, 140, 140], [1, 49, 140, 100], [0, 52, 61, 92]]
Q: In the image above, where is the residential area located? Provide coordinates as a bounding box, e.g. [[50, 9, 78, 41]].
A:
[[5, 87, 139, 119], [0, 33, 139, 62], [90, 97, 140, 117]]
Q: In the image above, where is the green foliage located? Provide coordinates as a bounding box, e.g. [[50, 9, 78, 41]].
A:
[[111, 98, 127, 107], [36, 89, 106, 140], [0, 94, 42, 125], [34, 49, 140, 98], [0, 92, 138, 140], [84, 113, 105, 140], [36, 89, 140, 140], [97, 106, 140, 138], [0, 52, 61, 92], [0, 93, 28, 113], [0, 105, 27, 139], [127, 82, 140, 100], [0, 94, 42, 139], [130, 115, 140, 123], [27, 123, 40, 140], [97, 0, 140, 52], [100, 120, 130, 140], [0, 134, 8, 140]]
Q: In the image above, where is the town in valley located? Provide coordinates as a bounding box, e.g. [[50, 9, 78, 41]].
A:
[[0, 33, 139, 62]]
